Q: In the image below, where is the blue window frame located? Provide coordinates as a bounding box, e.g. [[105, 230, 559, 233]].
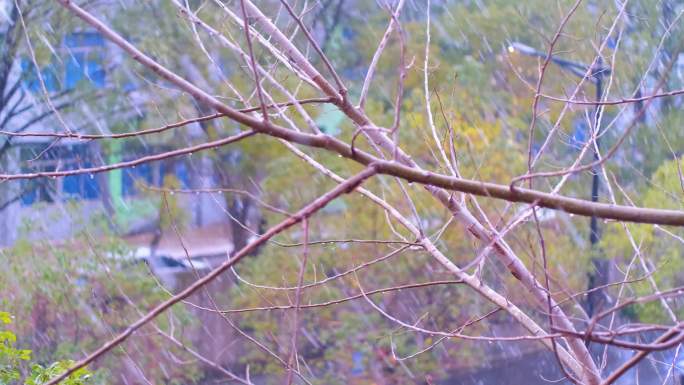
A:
[[64, 32, 106, 89], [122, 163, 153, 197], [64, 32, 104, 48], [20, 59, 59, 93], [20, 31, 106, 93], [119, 158, 192, 197], [20, 143, 193, 205], [62, 175, 81, 196], [62, 173, 100, 200], [174, 162, 190, 188], [19, 144, 100, 205], [21, 186, 37, 205]]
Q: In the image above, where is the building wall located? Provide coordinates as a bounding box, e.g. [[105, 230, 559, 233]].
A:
[[0, 188, 229, 247], [0, 28, 233, 246], [0, 148, 21, 246]]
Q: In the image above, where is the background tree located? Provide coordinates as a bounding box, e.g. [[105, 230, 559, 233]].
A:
[[4, 1, 684, 385]]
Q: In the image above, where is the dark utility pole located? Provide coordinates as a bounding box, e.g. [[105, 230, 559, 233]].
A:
[[508, 43, 610, 317], [586, 58, 608, 319], [590, 69, 603, 246]]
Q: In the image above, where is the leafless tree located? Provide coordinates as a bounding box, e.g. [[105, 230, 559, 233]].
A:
[[5, 1, 684, 384]]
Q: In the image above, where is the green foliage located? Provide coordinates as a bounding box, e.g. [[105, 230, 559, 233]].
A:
[[158, 174, 187, 231], [1, 312, 31, 384], [643, 157, 684, 211], [6, 0, 684, 383], [1, 312, 92, 385], [1, 223, 201, 384], [24, 362, 91, 385], [599, 157, 684, 323]]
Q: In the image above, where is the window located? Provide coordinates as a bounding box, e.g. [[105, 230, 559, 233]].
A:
[[19, 143, 193, 205], [122, 163, 153, 197], [63, 174, 100, 200], [173, 161, 190, 188], [20, 180, 56, 205], [20, 144, 100, 205], [64, 32, 105, 89], [20, 60, 59, 93], [20, 31, 106, 93], [121, 159, 190, 197]]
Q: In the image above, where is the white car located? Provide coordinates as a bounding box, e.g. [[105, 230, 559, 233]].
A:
[[107, 246, 211, 273]]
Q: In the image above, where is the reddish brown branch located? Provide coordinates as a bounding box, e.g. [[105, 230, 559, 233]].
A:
[[541, 88, 684, 105], [42, 0, 684, 229], [0, 97, 331, 139], [42, 165, 378, 385], [0, 130, 255, 179]]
